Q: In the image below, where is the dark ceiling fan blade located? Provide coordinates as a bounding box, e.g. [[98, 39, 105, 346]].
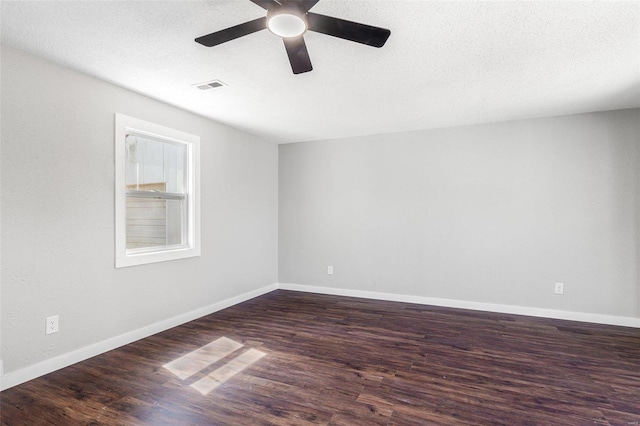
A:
[[283, 36, 313, 74], [307, 13, 390, 47], [195, 17, 267, 47], [249, 0, 282, 10]]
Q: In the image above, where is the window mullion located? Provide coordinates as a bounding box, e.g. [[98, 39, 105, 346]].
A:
[[126, 190, 185, 201]]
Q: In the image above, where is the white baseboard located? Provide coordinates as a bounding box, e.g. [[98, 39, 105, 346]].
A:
[[278, 283, 640, 329], [0, 283, 278, 391]]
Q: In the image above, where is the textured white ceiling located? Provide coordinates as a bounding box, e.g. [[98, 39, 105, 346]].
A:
[[2, 1, 639, 143]]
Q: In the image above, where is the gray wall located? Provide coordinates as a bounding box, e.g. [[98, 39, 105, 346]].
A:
[[1, 46, 278, 374], [279, 109, 640, 318]]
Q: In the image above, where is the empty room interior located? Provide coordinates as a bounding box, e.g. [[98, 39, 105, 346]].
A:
[[1, 1, 640, 424]]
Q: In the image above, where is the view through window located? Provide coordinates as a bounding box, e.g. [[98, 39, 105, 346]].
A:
[[125, 134, 186, 250]]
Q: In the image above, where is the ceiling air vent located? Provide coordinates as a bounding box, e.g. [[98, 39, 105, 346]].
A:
[[193, 79, 227, 91]]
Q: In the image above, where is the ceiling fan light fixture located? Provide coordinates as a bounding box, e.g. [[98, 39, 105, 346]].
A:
[[195, 0, 391, 74], [267, 13, 307, 38]]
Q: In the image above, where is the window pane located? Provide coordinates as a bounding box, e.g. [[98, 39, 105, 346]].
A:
[[126, 197, 185, 250], [126, 135, 185, 193]]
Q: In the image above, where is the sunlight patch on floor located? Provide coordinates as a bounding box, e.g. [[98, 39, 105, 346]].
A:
[[163, 336, 244, 380], [162, 337, 267, 395], [191, 348, 267, 395]]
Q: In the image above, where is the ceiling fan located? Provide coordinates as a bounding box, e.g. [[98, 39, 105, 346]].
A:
[[195, 0, 391, 75]]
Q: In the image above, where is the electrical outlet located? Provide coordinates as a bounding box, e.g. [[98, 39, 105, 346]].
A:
[[46, 315, 59, 334], [554, 282, 564, 295], [327, 266, 333, 275]]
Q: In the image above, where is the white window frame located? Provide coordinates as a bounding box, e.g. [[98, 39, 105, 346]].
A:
[[115, 113, 200, 268]]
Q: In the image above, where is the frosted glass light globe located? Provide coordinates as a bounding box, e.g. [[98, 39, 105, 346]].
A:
[[268, 13, 306, 38]]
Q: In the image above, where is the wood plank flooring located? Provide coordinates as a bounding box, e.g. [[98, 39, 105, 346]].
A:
[[1, 290, 639, 425]]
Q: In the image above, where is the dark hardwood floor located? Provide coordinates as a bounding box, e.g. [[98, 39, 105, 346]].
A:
[[2, 290, 639, 425]]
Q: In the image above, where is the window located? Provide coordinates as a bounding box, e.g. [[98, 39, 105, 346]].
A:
[[115, 114, 200, 267]]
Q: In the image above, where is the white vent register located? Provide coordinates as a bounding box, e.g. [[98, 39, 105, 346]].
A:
[[193, 79, 227, 91]]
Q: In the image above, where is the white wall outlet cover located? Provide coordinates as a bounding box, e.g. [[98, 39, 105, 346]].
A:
[[327, 266, 333, 275], [554, 283, 564, 295], [46, 315, 59, 334]]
